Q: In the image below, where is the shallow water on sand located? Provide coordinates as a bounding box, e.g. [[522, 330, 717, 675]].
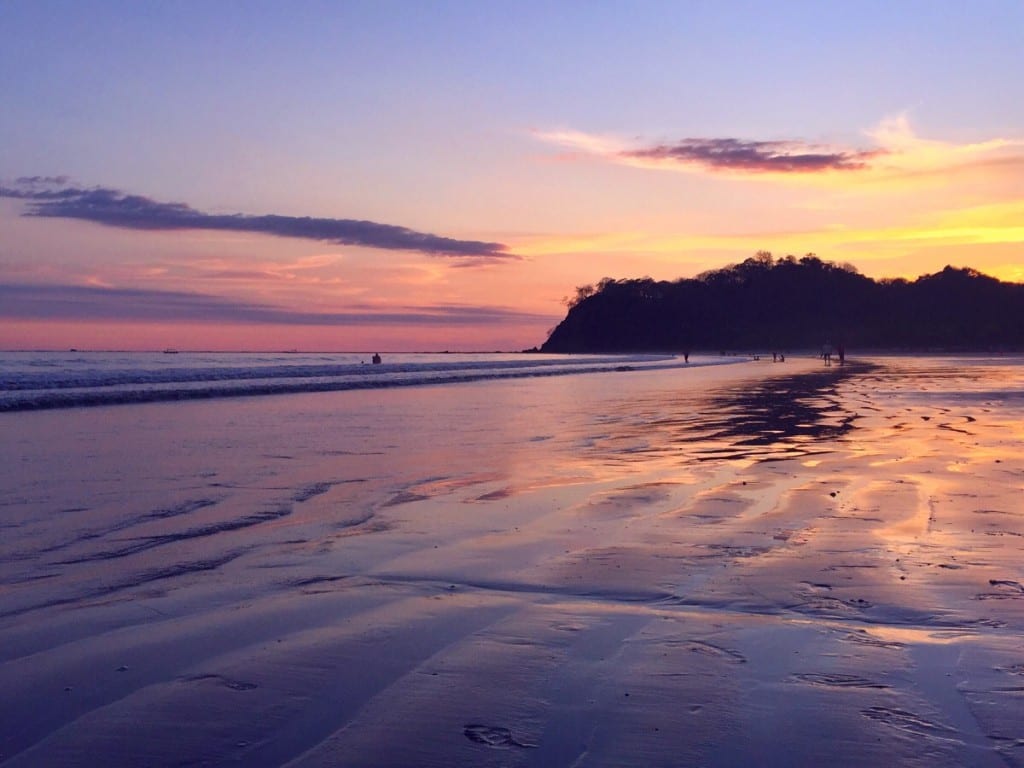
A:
[[1, 356, 1022, 766]]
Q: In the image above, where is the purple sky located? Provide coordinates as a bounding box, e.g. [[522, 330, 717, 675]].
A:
[[2, 1, 1022, 350]]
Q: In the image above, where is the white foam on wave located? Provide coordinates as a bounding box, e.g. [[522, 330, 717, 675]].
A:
[[0, 352, 733, 411]]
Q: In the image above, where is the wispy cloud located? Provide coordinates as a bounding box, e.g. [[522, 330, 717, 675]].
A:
[[0, 180, 517, 261], [15, 175, 70, 185], [864, 114, 1024, 181], [535, 129, 880, 176], [534, 116, 1024, 184], [0, 283, 554, 326]]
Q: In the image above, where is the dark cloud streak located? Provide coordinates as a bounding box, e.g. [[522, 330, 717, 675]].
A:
[[623, 138, 882, 173], [0, 283, 554, 326], [0, 181, 516, 260], [15, 175, 70, 185]]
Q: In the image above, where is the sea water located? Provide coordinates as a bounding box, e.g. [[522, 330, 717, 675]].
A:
[[0, 350, 716, 411]]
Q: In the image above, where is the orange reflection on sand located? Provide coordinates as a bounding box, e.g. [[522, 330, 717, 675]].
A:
[[859, 625, 981, 646]]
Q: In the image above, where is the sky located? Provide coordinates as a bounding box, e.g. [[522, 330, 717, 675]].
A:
[[2, 1, 1023, 351]]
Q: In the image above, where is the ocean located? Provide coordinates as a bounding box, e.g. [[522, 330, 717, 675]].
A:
[[0, 350, 712, 411]]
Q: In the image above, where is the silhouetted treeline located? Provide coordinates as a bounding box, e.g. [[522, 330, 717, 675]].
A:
[[539, 253, 1024, 352]]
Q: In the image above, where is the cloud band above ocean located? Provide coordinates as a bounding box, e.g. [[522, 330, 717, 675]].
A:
[[0, 179, 517, 261], [0, 282, 553, 326]]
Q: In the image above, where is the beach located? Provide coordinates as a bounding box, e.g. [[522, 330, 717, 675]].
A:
[[1, 354, 1022, 767]]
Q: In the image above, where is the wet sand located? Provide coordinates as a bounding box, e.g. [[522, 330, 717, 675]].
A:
[[1, 356, 1022, 766]]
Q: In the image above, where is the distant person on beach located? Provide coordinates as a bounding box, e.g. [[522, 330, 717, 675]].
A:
[[822, 342, 832, 366], [684, 351, 690, 363], [372, 353, 382, 364], [837, 343, 846, 365]]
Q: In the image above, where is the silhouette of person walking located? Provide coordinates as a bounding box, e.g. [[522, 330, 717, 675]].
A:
[[822, 342, 832, 366]]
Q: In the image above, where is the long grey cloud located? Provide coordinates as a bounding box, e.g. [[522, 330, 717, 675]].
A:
[[0, 283, 554, 326], [623, 138, 882, 173], [0, 180, 516, 260]]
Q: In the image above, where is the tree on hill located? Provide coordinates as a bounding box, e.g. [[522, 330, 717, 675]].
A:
[[539, 255, 1024, 353]]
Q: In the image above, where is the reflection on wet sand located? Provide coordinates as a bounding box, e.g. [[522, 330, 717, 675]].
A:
[[581, 361, 877, 468], [694, 362, 875, 454], [1, 357, 1022, 767]]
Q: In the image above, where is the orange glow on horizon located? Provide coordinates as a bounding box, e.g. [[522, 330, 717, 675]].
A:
[[0, 319, 555, 353]]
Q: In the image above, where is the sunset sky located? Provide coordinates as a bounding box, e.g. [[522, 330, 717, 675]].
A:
[[2, 1, 1023, 351]]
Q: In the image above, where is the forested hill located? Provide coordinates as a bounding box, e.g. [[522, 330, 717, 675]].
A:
[[538, 254, 1024, 353]]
